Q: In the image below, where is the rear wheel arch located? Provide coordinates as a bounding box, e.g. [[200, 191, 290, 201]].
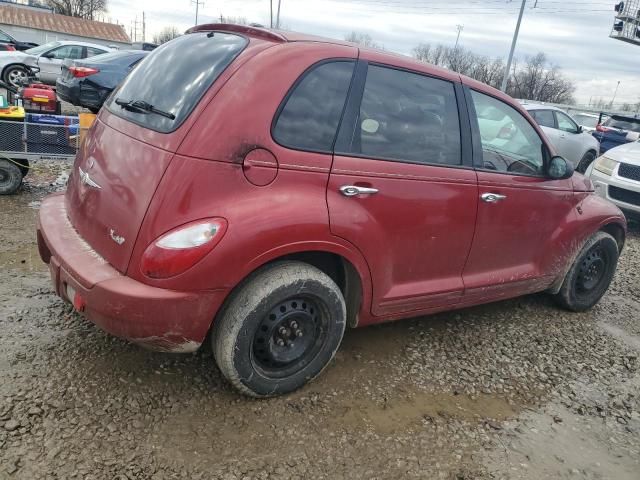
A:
[[213, 248, 368, 335]]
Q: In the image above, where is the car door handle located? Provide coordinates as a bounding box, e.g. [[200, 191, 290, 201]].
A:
[[481, 192, 507, 203], [340, 185, 379, 197]]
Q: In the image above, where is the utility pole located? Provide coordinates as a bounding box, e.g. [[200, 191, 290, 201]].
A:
[[454, 24, 463, 49], [270, 0, 273, 28], [500, 0, 527, 92], [610, 81, 620, 109], [276, 0, 282, 28], [192, 0, 204, 25], [142, 11, 146, 42]]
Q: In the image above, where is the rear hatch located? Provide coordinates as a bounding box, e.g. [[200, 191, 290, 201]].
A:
[[64, 31, 249, 274]]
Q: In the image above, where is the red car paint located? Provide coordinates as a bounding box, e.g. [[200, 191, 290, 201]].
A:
[[36, 25, 626, 352]]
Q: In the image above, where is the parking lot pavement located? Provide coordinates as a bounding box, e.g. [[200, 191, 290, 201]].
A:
[[1, 163, 639, 479]]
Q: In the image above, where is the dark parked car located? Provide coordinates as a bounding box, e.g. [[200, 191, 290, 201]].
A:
[[593, 114, 640, 153], [0, 28, 38, 52], [37, 24, 626, 398], [56, 50, 149, 113]]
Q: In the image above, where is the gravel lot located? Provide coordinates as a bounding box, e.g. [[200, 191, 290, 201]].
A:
[[1, 162, 639, 479]]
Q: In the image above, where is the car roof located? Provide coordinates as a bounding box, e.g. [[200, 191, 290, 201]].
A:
[[186, 23, 463, 84], [520, 102, 564, 112]]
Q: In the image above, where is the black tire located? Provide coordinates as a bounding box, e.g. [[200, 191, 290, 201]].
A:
[[554, 231, 618, 312], [212, 261, 346, 397], [576, 151, 597, 174], [88, 107, 100, 114], [0, 159, 23, 195], [3, 64, 28, 88]]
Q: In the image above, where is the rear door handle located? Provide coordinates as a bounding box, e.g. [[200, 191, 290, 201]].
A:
[[481, 192, 507, 203], [340, 185, 379, 197]]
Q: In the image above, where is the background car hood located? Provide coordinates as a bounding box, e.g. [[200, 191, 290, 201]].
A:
[[605, 141, 640, 166], [0, 51, 36, 65]]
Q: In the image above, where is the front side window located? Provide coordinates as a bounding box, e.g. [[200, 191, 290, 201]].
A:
[[471, 90, 545, 176], [273, 61, 355, 152], [530, 109, 555, 128], [349, 65, 461, 166], [106, 32, 247, 132], [556, 111, 578, 133], [48, 45, 83, 60]]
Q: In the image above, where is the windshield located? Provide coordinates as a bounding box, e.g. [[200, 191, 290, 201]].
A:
[[106, 32, 247, 133], [25, 42, 60, 55], [604, 117, 640, 133]]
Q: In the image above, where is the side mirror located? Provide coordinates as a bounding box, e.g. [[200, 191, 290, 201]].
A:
[[577, 125, 583, 134], [547, 155, 574, 180], [41, 52, 55, 59]]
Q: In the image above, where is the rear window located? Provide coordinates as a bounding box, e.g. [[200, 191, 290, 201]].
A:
[[106, 32, 247, 132], [604, 117, 640, 133]]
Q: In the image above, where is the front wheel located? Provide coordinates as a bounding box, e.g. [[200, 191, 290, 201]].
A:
[[576, 151, 597, 174], [553, 231, 619, 311], [3, 64, 28, 88], [212, 261, 346, 397]]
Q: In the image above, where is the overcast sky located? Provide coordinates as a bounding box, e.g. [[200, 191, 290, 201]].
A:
[[107, 0, 640, 105]]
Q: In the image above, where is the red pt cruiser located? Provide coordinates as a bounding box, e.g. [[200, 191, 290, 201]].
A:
[[37, 25, 626, 397]]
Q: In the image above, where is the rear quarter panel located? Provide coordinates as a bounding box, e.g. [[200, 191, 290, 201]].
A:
[[126, 41, 373, 311]]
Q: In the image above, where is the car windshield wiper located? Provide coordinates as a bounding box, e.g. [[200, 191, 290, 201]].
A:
[[114, 98, 175, 120]]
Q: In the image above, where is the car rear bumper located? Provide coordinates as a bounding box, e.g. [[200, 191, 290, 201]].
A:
[[37, 193, 227, 352], [589, 166, 640, 220]]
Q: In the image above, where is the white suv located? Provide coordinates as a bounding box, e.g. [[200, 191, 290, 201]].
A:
[[586, 141, 640, 222]]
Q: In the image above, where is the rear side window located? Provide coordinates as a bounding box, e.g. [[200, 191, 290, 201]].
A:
[[86, 47, 107, 57], [530, 109, 555, 128], [273, 61, 355, 152], [350, 65, 462, 166], [106, 32, 247, 133]]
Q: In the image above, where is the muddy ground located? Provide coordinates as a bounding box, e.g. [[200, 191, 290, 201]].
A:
[[1, 162, 639, 479]]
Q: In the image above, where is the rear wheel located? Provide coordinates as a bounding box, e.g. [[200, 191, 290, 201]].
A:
[[0, 159, 23, 195], [553, 231, 618, 311], [576, 151, 597, 174], [212, 261, 346, 397]]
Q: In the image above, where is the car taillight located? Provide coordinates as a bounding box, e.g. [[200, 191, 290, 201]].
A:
[[69, 66, 99, 78], [6, 45, 16, 51], [140, 219, 228, 279]]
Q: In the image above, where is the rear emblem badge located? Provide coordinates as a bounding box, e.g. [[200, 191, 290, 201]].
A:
[[78, 167, 101, 189], [109, 229, 125, 245]]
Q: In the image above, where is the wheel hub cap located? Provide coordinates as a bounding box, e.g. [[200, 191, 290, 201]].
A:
[[253, 298, 320, 370], [577, 248, 605, 291]]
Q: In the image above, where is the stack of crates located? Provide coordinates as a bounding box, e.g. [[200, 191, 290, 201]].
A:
[[25, 114, 80, 155]]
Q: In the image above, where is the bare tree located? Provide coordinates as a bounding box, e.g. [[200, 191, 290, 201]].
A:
[[507, 53, 575, 104], [345, 31, 383, 49], [45, 0, 107, 20], [413, 43, 575, 104], [219, 15, 249, 25], [153, 26, 181, 45]]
